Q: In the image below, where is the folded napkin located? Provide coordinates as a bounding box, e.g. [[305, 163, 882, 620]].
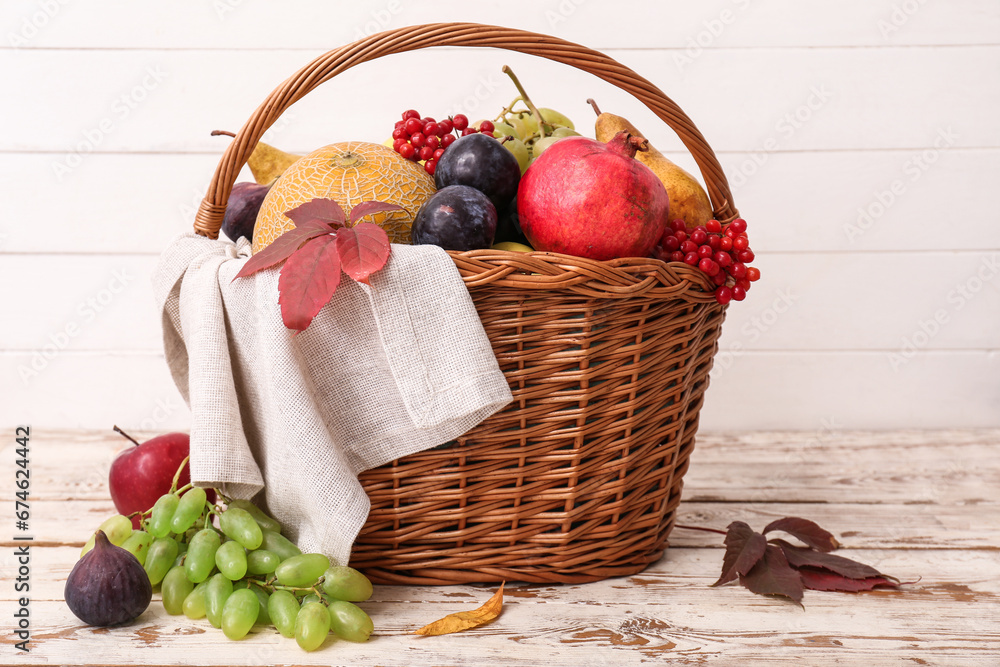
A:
[[152, 233, 512, 566]]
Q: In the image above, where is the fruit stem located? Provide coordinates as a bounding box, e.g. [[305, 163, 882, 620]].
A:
[[113, 425, 142, 448], [501, 65, 549, 138], [586, 98, 602, 116], [211, 130, 237, 138], [170, 455, 190, 494]]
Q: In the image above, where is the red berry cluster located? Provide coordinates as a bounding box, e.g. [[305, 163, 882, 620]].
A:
[[392, 110, 496, 176], [653, 218, 760, 304]]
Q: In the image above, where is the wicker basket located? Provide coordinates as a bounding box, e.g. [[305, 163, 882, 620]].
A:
[[193, 23, 738, 585]]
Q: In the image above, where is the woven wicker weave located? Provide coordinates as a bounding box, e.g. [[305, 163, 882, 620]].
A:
[[194, 23, 737, 585]]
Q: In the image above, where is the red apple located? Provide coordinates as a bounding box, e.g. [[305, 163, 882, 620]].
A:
[[108, 427, 192, 529]]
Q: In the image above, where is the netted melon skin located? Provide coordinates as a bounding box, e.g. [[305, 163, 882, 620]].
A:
[[252, 141, 436, 252]]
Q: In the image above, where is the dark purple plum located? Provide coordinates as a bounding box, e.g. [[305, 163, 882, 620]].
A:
[[411, 185, 498, 251], [434, 133, 520, 210]]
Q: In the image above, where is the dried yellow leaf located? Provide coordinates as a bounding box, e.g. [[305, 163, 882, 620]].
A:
[[414, 583, 505, 636]]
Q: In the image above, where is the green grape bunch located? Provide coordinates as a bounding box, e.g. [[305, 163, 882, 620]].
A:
[[72, 456, 375, 652]]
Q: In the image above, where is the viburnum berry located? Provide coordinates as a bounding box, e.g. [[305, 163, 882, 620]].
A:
[[438, 118, 454, 134], [730, 218, 748, 234], [441, 133, 457, 148], [746, 267, 761, 282], [419, 146, 434, 161], [410, 132, 426, 148], [424, 160, 436, 175], [404, 118, 422, 135], [731, 284, 747, 301], [690, 229, 708, 245], [478, 120, 495, 133], [684, 252, 699, 265], [451, 114, 469, 131], [397, 143, 416, 160], [706, 219, 722, 233], [733, 236, 749, 251], [715, 286, 733, 304], [402, 109, 420, 121]]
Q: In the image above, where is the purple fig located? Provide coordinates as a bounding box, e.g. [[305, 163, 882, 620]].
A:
[[222, 182, 271, 242], [64, 530, 152, 626]]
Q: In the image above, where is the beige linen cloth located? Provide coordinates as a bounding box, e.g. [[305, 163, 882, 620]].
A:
[[153, 233, 512, 566]]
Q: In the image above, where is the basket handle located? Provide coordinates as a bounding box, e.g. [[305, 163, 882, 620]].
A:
[[194, 22, 738, 239]]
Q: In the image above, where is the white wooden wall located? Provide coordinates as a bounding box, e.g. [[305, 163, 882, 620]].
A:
[[2, 1, 997, 432]]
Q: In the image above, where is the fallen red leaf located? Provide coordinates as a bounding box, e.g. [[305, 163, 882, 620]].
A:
[[713, 521, 767, 587], [762, 517, 840, 552], [336, 222, 391, 284], [770, 539, 885, 580], [739, 544, 805, 605], [797, 567, 900, 592], [277, 235, 341, 331]]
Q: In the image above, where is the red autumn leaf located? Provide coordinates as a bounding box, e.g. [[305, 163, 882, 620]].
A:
[[797, 568, 900, 592], [277, 234, 341, 332], [770, 539, 888, 580], [348, 200, 404, 226], [713, 521, 767, 587], [285, 198, 347, 228], [336, 222, 391, 284], [739, 544, 805, 605], [232, 219, 333, 280], [762, 517, 840, 552]]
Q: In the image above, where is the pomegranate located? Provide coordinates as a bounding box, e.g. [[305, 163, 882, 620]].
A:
[[517, 131, 670, 261]]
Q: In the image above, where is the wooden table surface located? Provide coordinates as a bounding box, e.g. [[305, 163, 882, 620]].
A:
[[2, 429, 997, 666]]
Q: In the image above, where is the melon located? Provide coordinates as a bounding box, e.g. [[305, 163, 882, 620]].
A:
[[252, 141, 437, 252]]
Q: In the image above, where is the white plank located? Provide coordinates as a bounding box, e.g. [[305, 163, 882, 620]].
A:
[[5, 251, 998, 353], [4, 0, 997, 49], [700, 350, 1000, 430], [0, 352, 191, 431], [3, 148, 997, 254], [4, 46, 998, 154]]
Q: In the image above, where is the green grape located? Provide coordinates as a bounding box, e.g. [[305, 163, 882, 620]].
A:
[[204, 572, 234, 629], [246, 549, 280, 575], [173, 541, 188, 566], [267, 589, 299, 638], [492, 121, 519, 139], [219, 507, 263, 550], [300, 593, 322, 606], [144, 536, 179, 586], [215, 540, 248, 580], [517, 111, 538, 137], [295, 601, 331, 652], [531, 135, 563, 159], [550, 126, 580, 138], [221, 588, 259, 640], [161, 565, 195, 615], [147, 493, 180, 538], [260, 530, 301, 561], [250, 585, 270, 626], [321, 566, 373, 602], [100, 514, 134, 545], [537, 107, 575, 131], [170, 486, 208, 533], [119, 530, 152, 566], [500, 136, 531, 174], [274, 553, 331, 587], [182, 581, 209, 619], [506, 115, 528, 139], [227, 499, 282, 534], [185, 528, 221, 584], [328, 600, 374, 642]]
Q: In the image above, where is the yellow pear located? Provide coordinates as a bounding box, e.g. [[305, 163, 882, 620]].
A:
[[588, 100, 714, 230], [212, 130, 301, 186]]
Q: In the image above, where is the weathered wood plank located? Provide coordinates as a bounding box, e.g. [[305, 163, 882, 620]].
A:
[[6, 545, 996, 604], [8, 429, 997, 504], [5, 498, 995, 552]]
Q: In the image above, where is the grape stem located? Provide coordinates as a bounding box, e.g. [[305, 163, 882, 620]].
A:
[[501, 65, 549, 138], [169, 455, 190, 494]]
